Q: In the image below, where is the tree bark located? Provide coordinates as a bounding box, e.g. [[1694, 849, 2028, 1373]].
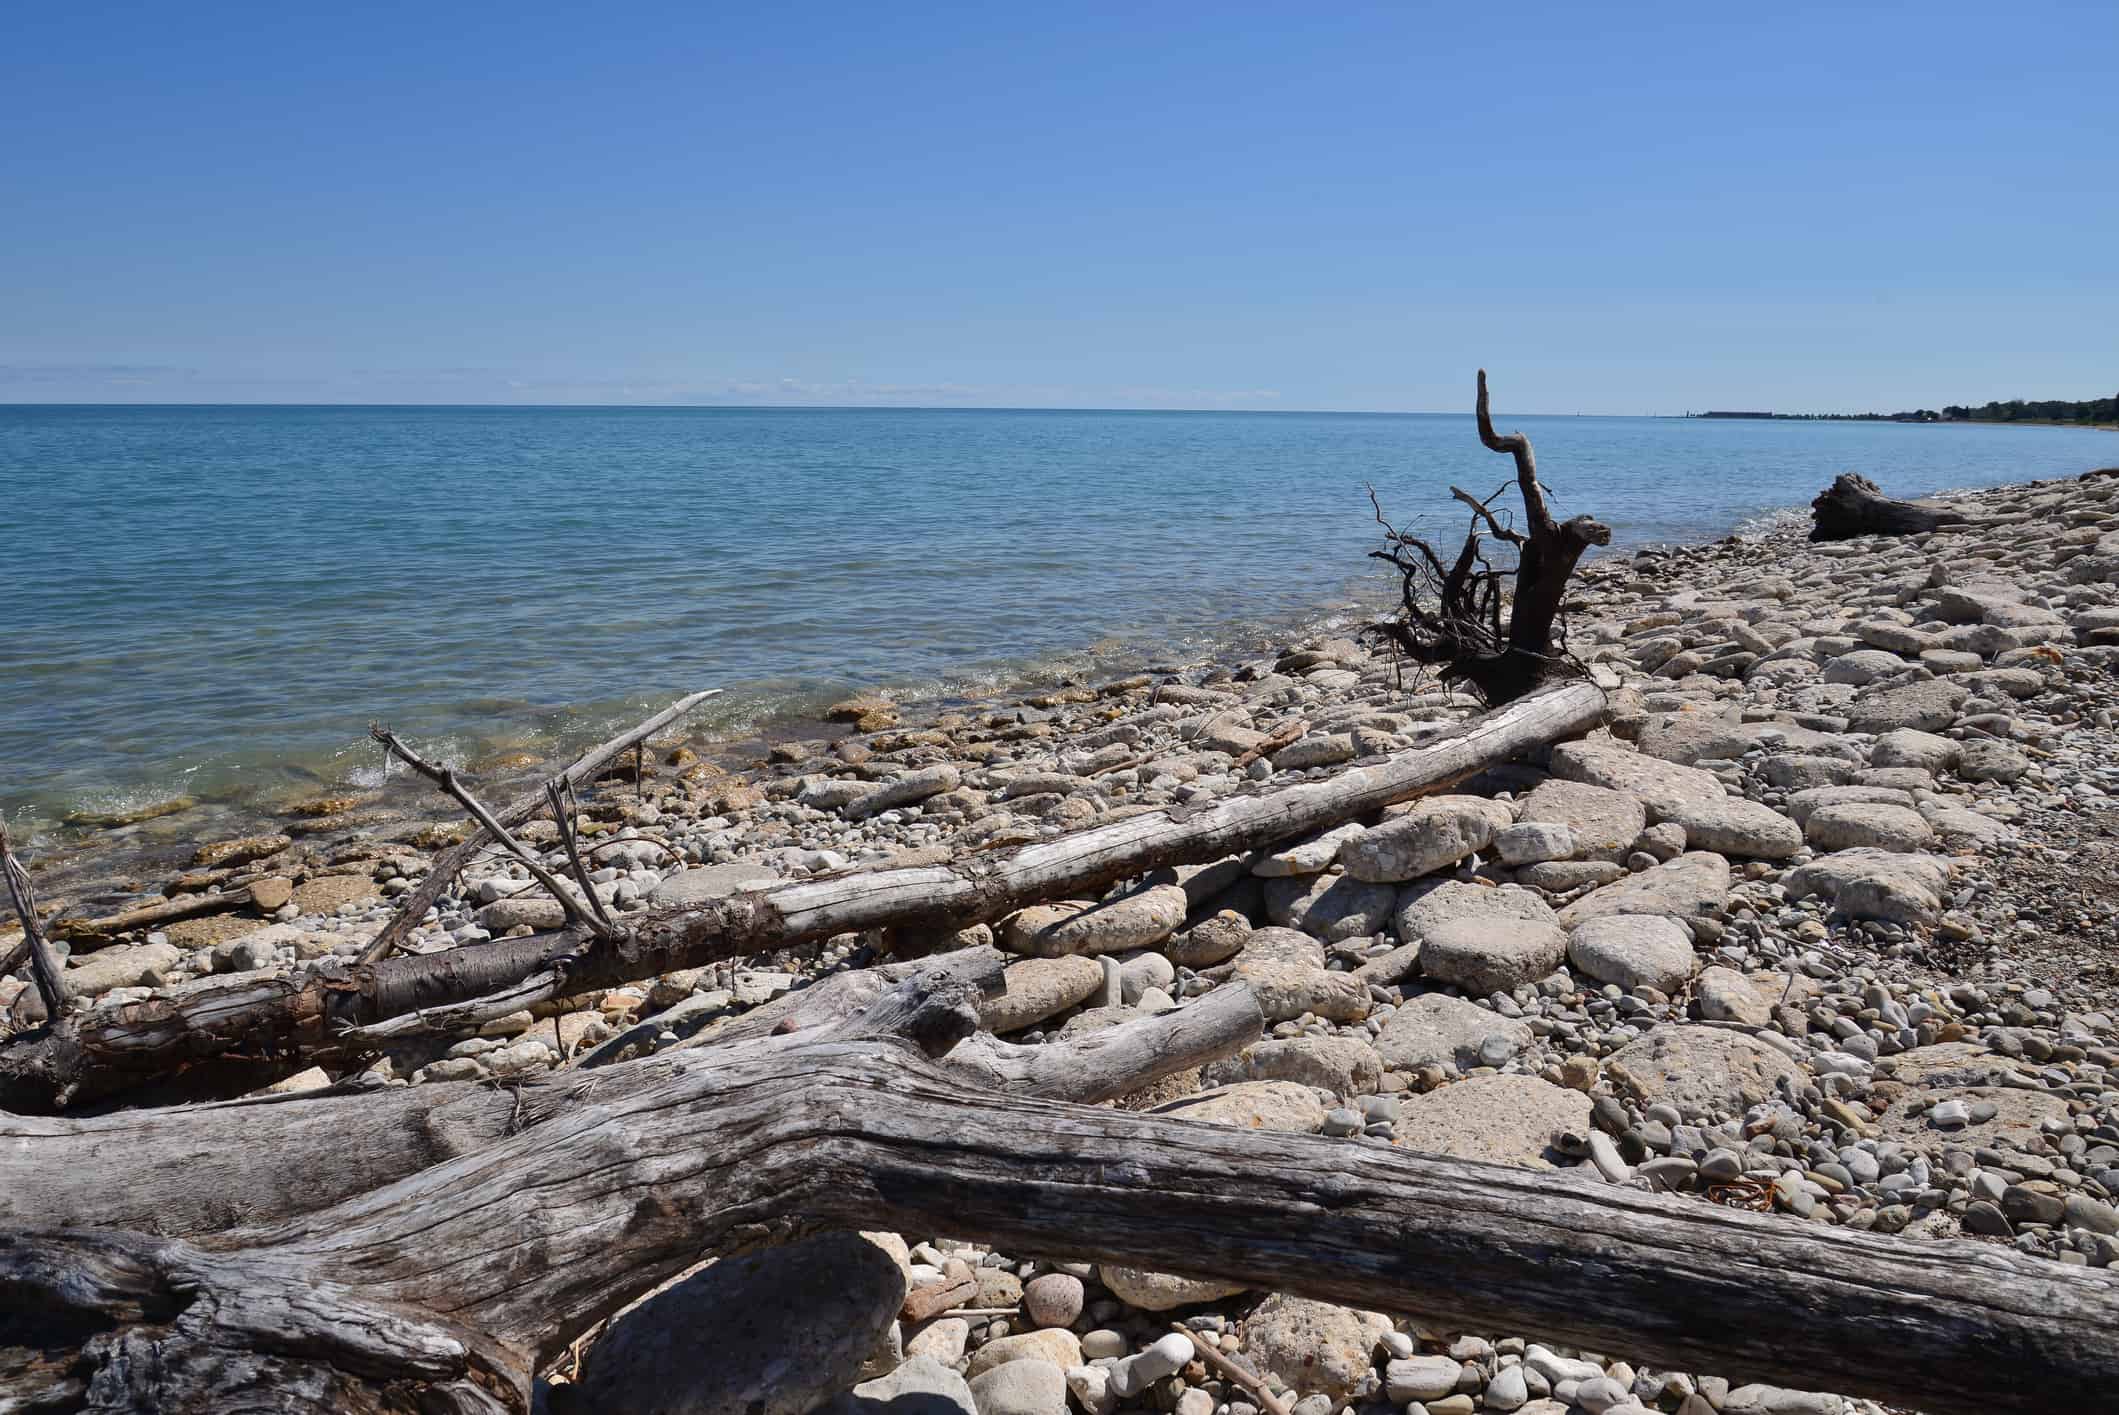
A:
[[1810, 472, 1973, 541], [0, 682, 1606, 1114], [6, 979, 2115, 1415], [0, 948, 1244, 1237]]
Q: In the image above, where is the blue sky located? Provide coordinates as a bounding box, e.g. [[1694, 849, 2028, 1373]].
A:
[[4, 1, 2112, 412]]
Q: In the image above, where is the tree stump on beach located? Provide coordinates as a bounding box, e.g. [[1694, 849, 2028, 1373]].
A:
[[1366, 371, 1611, 704], [1810, 471, 1973, 541]]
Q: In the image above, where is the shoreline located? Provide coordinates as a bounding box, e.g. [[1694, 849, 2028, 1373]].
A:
[[6, 462, 2084, 904], [9, 585, 1389, 888]]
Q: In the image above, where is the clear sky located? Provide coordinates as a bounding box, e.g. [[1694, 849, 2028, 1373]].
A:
[[4, 1, 2113, 413]]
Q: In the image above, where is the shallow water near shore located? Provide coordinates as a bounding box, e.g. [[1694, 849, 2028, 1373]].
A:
[[4, 404, 2109, 838]]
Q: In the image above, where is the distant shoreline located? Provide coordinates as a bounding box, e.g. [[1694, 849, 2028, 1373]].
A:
[[1678, 415, 2110, 432]]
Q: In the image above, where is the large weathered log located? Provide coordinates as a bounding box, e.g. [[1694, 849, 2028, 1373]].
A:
[[0, 682, 1606, 1112], [1810, 472, 1974, 541], [0, 962, 1259, 1412], [7, 1012, 2114, 1415], [0, 950, 1253, 1236]]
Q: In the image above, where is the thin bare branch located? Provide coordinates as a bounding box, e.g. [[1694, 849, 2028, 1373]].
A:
[[1450, 482, 1526, 545], [1476, 367, 1556, 537], [0, 823, 71, 1021], [359, 689, 719, 965], [369, 726, 617, 941], [1176, 1325, 1294, 1415], [547, 780, 618, 936]]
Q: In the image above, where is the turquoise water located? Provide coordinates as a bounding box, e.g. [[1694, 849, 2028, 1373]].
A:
[[3, 405, 2109, 830]]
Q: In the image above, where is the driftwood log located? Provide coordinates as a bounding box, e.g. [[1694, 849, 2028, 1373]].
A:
[[0, 682, 1607, 1113], [1810, 472, 1973, 541], [5, 953, 2117, 1415], [0, 946, 1262, 1235], [1368, 371, 1611, 703]]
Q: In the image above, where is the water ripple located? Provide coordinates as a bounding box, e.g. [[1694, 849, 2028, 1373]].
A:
[[2, 405, 2106, 829]]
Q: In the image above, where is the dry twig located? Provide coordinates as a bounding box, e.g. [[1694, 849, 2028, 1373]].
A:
[[1174, 1324, 1294, 1415], [369, 725, 620, 942], [358, 689, 719, 964], [0, 823, 70, 1021]]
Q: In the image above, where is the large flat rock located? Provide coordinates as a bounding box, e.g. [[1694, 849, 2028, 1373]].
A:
[[1339, 797, 1508, 883], [1635, 714, 1842, 766], [1228, 961, 1370, 1022], [1262, 872, 1398, 941], [1556, 852, 1732, 929], [1240, 1295, 1393, 1402], [980, 956, 1104, 1033], [1848, 679, 1969, 734], [1002, 883, 1187, 956], [1567, 914, 1697, 993], [1394, 878, 1559, 946], [1518, 779, 1647, 863], [1151, 1079, 1326, 1133], [1605, 1025, 1800, 1120], [1417, 918, 1568, 995], [1374, 991, 1533, 1070], [1658, 795, 1802, 860], [1549, 739, 1726, 818], [1200, 1036, 1384, 1097], [1392, 1074, 1592, 1169], [1783, 849, 1953, 925], [1805, 802, 1935, 853]]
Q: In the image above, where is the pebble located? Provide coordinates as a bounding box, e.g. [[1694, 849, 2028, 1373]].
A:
[[1021, 1273, 1083, 1329], [1321, 1107, 1364, 1137]]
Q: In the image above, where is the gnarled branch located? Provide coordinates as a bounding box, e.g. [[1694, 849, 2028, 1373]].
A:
[[1368, 371, 1611, 703]]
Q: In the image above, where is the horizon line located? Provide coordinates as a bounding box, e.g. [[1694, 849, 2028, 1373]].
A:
[[0, 400, 1699, 418]]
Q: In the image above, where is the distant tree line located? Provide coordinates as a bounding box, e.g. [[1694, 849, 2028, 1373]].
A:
[[1937, 395, 2118, 425], [1699, 393, 2117, 425]]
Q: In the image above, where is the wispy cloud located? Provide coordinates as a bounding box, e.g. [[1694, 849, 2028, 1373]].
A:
[[0, 363, 200, 385], [491, 374, 1284, 409], [0, 364, 1285, 410]]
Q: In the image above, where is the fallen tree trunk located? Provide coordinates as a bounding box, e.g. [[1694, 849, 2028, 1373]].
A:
[[4, 960, 2113, 1415], [0, 681, 1606, 1113], [0, 947, 1254, 1236], [1810, 472, 1973, 541]]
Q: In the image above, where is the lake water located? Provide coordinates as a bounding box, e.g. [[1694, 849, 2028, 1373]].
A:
[[4, 405, 2110, 834]]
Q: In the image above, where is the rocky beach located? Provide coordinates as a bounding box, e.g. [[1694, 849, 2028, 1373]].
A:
[[9, 467, 2119, 1414]]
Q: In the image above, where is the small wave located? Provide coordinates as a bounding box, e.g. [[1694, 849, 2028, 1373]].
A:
[[1729, 504, 1810, 541]]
